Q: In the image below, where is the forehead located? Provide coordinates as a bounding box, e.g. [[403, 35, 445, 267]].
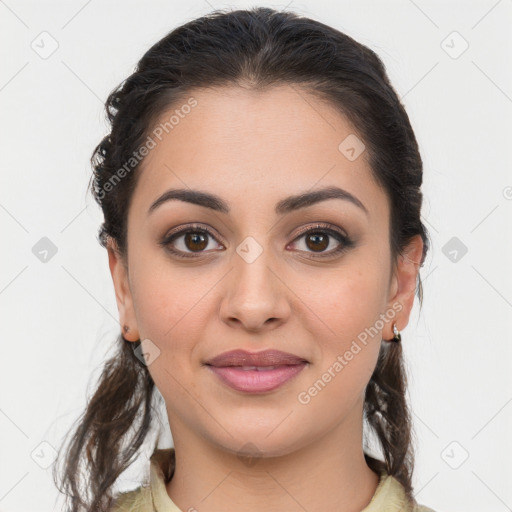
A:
[[130, 84, 389, 223]]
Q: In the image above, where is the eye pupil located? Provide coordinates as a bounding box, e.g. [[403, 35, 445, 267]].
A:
[[306, 232, 329, 252], [185, 232, 208, 251]]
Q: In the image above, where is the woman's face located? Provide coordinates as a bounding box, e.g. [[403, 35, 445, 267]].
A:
[[108, 84, 422, 457]]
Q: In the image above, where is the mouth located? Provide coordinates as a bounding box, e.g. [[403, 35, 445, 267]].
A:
[[219, 365, 294, 371], [205, 348, 309, 368], [204, 349, 309, 393], [206, 363, 307, 393]]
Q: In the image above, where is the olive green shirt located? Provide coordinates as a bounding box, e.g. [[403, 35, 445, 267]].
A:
[[111, 448, 436, 512]]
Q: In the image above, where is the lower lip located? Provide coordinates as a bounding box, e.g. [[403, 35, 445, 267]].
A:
[[207, 363, 307, 393]]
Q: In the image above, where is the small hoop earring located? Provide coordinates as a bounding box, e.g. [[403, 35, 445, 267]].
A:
[[390, 322, 401, 343]]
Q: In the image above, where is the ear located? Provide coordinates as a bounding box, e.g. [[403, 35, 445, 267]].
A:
[[106, 237, 140, 342], [385, 234, 424, 340]]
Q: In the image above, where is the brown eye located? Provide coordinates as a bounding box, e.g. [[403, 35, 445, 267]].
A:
[[184, 232, 208, 252], [289, 224, 354, 259], [304, 232, 329, 252], [160, 225, 224, 258]]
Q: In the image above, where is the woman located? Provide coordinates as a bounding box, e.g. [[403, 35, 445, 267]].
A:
[[54, 6, 435, 512]]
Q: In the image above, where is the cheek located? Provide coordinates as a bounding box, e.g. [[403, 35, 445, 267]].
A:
[[298, 282, 383, 418], [296, 266, 385, 402], [304, 265, 388, 346], [129, 251, 214, 343], [128, 259, 210, 404], [297, 345, 378, 431], [128, 256, 223, 402]]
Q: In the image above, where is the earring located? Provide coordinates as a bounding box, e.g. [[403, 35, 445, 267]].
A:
[[390, 322, 401, 343], [123, 325, 130, 334]]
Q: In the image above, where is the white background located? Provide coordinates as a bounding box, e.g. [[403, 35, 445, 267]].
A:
[[1, 1, 511, 511]]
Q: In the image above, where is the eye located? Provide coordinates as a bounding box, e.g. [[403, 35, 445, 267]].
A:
[[159, 224, 223, 258], [288, 223, 354, 258], [160, 222, 354, 260]]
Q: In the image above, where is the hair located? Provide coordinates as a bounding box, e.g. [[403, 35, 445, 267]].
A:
[[53, 6, 430, 511]]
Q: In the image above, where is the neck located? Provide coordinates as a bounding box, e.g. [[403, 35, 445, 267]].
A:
[[165, 405, 381, 512]]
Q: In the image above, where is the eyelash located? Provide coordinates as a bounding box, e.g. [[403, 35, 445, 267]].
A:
[[159, 222, 354, 260]]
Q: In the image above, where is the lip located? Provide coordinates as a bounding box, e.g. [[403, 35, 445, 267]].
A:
[[204, 349, 309, 393], [207, 364, 307, 393], [205, 349, 308, 367]]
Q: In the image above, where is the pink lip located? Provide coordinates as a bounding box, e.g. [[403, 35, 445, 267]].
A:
[[205, 349, 308, 367], [204, 349, 309, 393], [207, 363, 307, 393]]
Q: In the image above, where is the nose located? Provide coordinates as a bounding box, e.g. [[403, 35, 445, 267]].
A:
[[219, 242, 291, 333]]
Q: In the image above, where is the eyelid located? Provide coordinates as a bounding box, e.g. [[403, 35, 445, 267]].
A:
[[291, 222, 348, 240], [163, 222, 221, 241]]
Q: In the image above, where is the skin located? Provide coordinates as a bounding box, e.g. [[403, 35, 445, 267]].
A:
[[107, 84, 424, 512]]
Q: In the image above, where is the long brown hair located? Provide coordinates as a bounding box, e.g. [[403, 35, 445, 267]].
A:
[[53, 6, 430, 510]]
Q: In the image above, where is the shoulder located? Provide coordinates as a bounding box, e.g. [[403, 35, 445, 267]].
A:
[[414, 505, 437, 512], [110, 485, 154, 512], [109, 447, 176, 512], [371, 471, 437, 512]]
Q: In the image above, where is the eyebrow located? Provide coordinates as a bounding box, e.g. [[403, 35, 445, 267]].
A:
[[147, 185, 369, 217]]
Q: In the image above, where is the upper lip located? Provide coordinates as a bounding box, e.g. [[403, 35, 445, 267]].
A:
[[205, 349, 308, 367]]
